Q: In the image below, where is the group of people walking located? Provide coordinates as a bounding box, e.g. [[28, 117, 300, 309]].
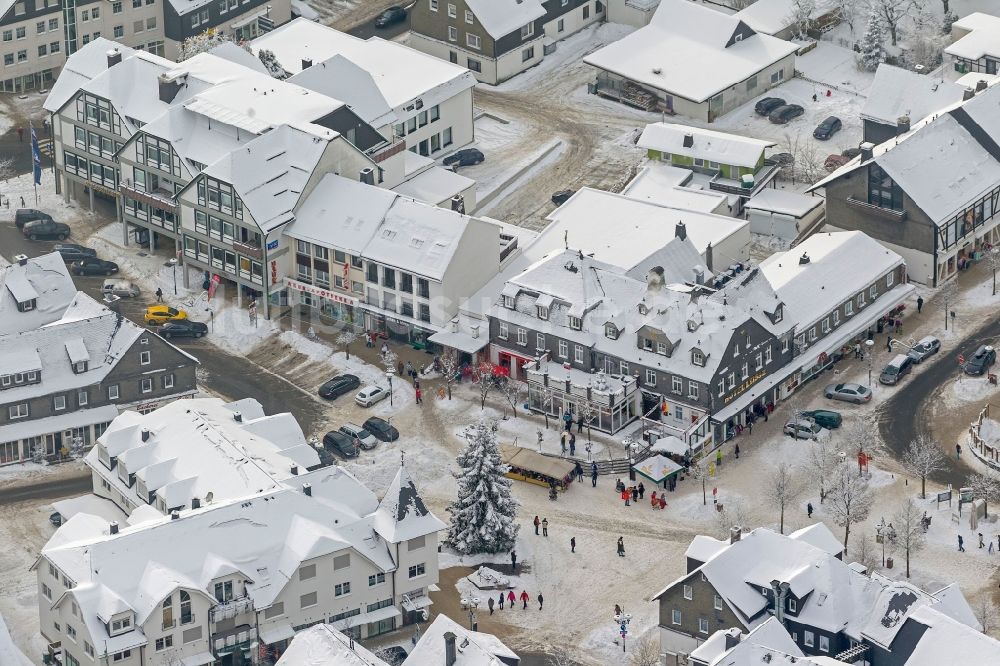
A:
[[487, 589, 543, 613]]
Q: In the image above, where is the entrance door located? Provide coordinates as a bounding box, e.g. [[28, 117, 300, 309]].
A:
[[419, 139, 429, 156]]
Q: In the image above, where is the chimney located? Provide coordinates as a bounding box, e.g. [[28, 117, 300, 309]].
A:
[[14, 254, 27, 266], [290, 465, 298, 476], [675, 221, 687, 240], [730, 526, 742, 544], [302, 483, 312, 496], [896, 115, 910, 136], [770, 580, 783, 623], [191, 498, 201, 509], [109, 521, 119, 534], [705, 242, 714, 272], [141, 428, 151, 442], [964, 86, 975, 101], [977, 78, 989, 93], [799, 252, 810, 265], [170, 510, 180, 520], [692, 265, 705, 285], [301, 57, 312, 70], [682, 133, 694, 148], [646, 266, 665, 292], [724, 629, 741, 651], [451, 195, 465, 214], [233, 411, 242, 423], [360, 167, 375, 185], [157, 73, 183, 104], [859, 142, 874, 162], [444, 632, 457, 666], [106, 48, 122, 68]]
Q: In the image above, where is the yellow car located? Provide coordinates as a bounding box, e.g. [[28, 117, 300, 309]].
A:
[[144, 305, 188, 326]]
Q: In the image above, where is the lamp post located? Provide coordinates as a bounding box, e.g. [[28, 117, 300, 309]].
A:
[[865, 339, 874, 387], [875, 517, 897, 567], [614, 611, 632, 653], [169, 257, 178, 295], [386, 370, 394, 407], [460, 597, 480, 631]]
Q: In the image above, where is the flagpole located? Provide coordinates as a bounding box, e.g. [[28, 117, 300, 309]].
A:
[[30, 122, 41, 205]]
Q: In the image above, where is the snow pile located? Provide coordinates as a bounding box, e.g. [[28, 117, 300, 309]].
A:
[[0, 611, 32, 666], [948, 376, 1000, 405], [467, 565, 512, 590], [977, 417, 1000, 446]]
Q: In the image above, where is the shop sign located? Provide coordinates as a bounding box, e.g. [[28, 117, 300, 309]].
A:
[[286, 278, 359, 306], [723, 369, 767, 405], [266, 239, 279, 250]]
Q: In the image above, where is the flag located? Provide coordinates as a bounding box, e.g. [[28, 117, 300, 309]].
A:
[[30, 127, 41, 185]]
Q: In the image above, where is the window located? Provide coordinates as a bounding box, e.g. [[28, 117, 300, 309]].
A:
[[466, 33, 481, 49], [683, 584, 693, 600], [698, 617, 709, 634], [112, 651, 132, 662], [214, 581, 233, 603], [180, 591, 192, 624], [429, 0, 437, 9], [821, 319, 830, 334], [113, 1, 122, 11], [819, 636, 830, 652], [536, 333, 545, 349], [418, 278, 430, 298], [672, 609, 682, 625], [746, 74, 758, 91], [886, 271, 894, 287], [155, 636, 174, 651], [688, 382, 699, 399], [162, 374, 174, 389], [464, 9, 473, 23], [516, 328, 527, 345], [41, 583, 51, 599], [832, 310, 840, 326], [53, 395, 66, 411], [67, 624, 77, 640], [741, 362, 749, 379], [447, 2, 455, 17], [111, 617, 131, 633], [845, 300, 854, 316], [574, 345, 584, 363], [301, 591, 318, 607], [605, 323, 617, 339], [803, 631, 815, 648], [620, 361, 629, 375], [430, 105, 440, 122], [36, 21, 44, 34], [8, 403, 27, 419], [583, 4, 590, 18], [645, 369, 656, 386], [382, 267, 396, 289], [369, 572, 386, 586], [503, 295, 515, 309], [770, 68, 784, 83], [15, 26, 25, 39], [84, 642, 94, 658], [568, 316, 582, 330], [788, 598, 797, 612], [108, 384, 119, 400], [92, 6, 100, 17], [1, 30, 9, 41], [869, 284, 877, 300], [334, 554, 350, 570], [141, 378, 152, 393], [334, 583, 350, 597], [447, 26, 457, 41], [4, 54, 13, 66], [408, 563, 426, 578], [672, 376, 682, 394], [857, 292, 865, 308], [299, 564, 316, 581], [537, 305, 549, 320], [657, 341, 667, 355], [558, 18, 564, 31], [521, 22, 534, 39], [713, 594, 723, 610], [727, 373, 735, 390], [558, 340, 568, 358], [139, 350, 150, 365], [692, 350, 704, 366], [522, 46, 534, 62], [498, 322, 509, 340], [264, 602, 285, 619], [114, 25, 123, 37]]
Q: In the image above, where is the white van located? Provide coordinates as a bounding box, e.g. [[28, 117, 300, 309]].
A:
[[102, 279, 141, 298]]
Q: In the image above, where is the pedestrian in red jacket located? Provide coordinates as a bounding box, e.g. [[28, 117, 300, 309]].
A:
[[507, 590, 516, 607], [520, 591, 529, 609]]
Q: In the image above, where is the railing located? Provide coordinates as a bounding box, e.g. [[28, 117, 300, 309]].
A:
[[234, 240, 262, 260], [500, 234, 519, 263], [211, 624, 254, 657], [368, 136, 406, 164], [846, 196, 908, 221], [120, 179, 178, 213], [209, 596, 255, 623], [708, 164, 778, 196]]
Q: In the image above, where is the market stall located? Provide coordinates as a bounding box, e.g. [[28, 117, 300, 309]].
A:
[[500, 444, 576, 489], [632, 454, 684, 489]]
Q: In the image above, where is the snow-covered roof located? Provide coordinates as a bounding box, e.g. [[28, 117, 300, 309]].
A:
[[946, 12, 1000, 61], [79, 51, 177, 128], [633, 454, 682, 482], [464, 0, 546, 40], [745, 189, 823, 217], [759, 231, 905, 330], [690, 618, 803, 666], [542, 187, 748, 267], [52, 494, 128, 525], [787, 522, 843, 558], [638, 122, 774, 168], [861, 64, 967, 125], [900, 606, 1000, 665], [277, 623, 389, 666], [734, 0, 834, 35], [286, 174, 398, 253], [620, 164, 730, 213], [0, 611, 32, 666], [254, 18, 477, 111], [392, 164, 476, 207], [584, 0, 798, 103], [44, 39, 137, 113], [90, 397, 320, 511], [406, 614, 517, 665], [372, 465, 446, 543], [0, 252, 76, 336]]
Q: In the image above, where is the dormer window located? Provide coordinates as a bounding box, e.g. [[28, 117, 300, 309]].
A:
[[774, 304, 783, 322], [110, 615, 132, 635], [503, 295, 515, 309], [642, 338, 653, 351], [568, 316, 582, 330], [605, 323, 618, 340], [73, 361, 88, 374], [16, 298, 36, 312], [692, 350, 704, 366], [537, 306, 549, 320], [657, 342, 667, 355]]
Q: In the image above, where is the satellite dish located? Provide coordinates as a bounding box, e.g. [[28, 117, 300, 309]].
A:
[[205, 492, 214, 504]]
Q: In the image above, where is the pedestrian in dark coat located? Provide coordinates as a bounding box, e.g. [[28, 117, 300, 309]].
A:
[[511, 550, 518, 572], [534, 516, 540, 535], [917, 296, 923, 313], [520, 591, 529, 609], [542, 518, 548, 537], [958, 535, 965, 552], [499, 592, 505, 609], [807, 502, 813, 518], [630, 486, 638, 502], [735, 443, 740, 458], [538, 593, 544, 610], [488, 597, 495, 614], [886, 336, 893, 353], [575, 461, 583, 482], [571, 536, 576, 553], [591, 468, 598, 487], [638, 482, 645, 500], [577, 414, 584, 433], [569, 433, 576, 456], [617, 536, 625, 557]]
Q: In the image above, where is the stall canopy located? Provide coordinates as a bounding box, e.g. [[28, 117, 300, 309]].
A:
[[633, 454, 683, 483], [649, 434, 689, 457], [500, 444, 576, 484]]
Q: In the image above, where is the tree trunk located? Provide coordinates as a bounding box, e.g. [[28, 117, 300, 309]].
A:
[[942, 0, 950, 15], [843, 522, 851, 549], [543, 412, 548, 428], [346, 344, 350, 360], [889, 24, 898, 45], [702, 476, 707, 506], [780, 505, 785, 534], [993, 269, 996, 296], [921, 475, 926, 499], [448, 383, 452, 400], [906, 547, 910, 577]]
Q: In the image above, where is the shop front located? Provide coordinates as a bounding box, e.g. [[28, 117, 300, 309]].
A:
[[495, 348, 534, 381], [286, 277, 360, 326], [524, 362, 640, 435]]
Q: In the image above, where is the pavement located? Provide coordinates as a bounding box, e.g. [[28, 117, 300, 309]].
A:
[[0, 473, 91, 505], [345, 2, 412, 40]]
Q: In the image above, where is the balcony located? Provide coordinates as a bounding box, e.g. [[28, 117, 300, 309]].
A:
[[368, 136, 406, 164], [209, 596, 255, 624], [846, 196, 907, 221], [120, 178, 178, 214], [234, 240, 263, 260], [211, 623, 254, 657], [708, 164, 779, 197]]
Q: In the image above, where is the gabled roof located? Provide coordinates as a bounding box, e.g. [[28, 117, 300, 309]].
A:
[[44, 39, 137, 113], [638, 122, 774, 168], [464, 0, 546, 40], [372, 465, 446, 543], [406, 614, 518, 665], [288, 54, 396, 127], [0, 252, 76, 335], [787, 522, 843, 558], [277, 623, 390, 666], [861, 64, 967, 126], [690, 618, 803, 665], [285, 174, 399, 252], [894, 606, 1000, 665]]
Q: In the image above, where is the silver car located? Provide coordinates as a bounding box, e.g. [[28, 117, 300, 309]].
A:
[[783, 419, 828, 440], [906, 336, 941, 363], [338, 423, 379, 450], [824, 382, 872, 404]]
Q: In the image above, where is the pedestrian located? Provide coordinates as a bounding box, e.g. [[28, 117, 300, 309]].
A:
[[747, 419, 752, 435], [538, 593, 544, 610], [19, 195, 24, 207], [520, 591, 529, 609], [508, 590, 516, 608], [957, 444, 962, 459], [591, 468, 598, 487], [405, 360, 413, 377], [563, 411, 572, 431], [617, 536, 625, 557], [917, 295, 923, 313], [716, 448, 722, 467], [735, 443, 740, 459], [712, 487, 718, 505], [615, 604, 622, 616], [534, 516, 540, 535], [638, 482, 645, 500], [380, 342, 388, 357], [542, 518, 548, 537], [651, 491, 658, 508], [569, 432, 576, 457], [630, 486, 638, 503], [990, 541, 995, 554], [155, 287, 163, 302], [577, 414, 584, 433], [17, 127, 23, 142], [571, 536, 576, 553], [807, 502, 814, 518], [980, 532, 985, 548], [854, 342, 861, 359], [659, 496, 667, 510], [511, 550, 518, 572], [488, 597, 495, 615], [622, 488, 630, 506], [958, 535, 965, 552], [415, 387, 422, 404], [575, 461, 583, 482], [812, 93, 817, 102], [886, 336, 892, 353], [560, 431, 568, 454], [896, 319, 903, 334], [997, 534, 1000, 551]]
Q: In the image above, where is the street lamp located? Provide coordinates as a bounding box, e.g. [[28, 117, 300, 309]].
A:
[[460, 597, 480, 631], [386, 370, 394, 406], [169, 257, 178, 295], [875, 517, 897, 567], [614, 611, 632, 653], [865, 339, 874, 387]]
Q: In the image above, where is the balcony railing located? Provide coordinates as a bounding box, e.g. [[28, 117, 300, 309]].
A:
[[708, 164, 779, 197], [120, 178, 178, 214], [211, 624, 254, 657], [234, 240, 262, 260], [210, 596, 255, 623], [846, 196, 908, 221]]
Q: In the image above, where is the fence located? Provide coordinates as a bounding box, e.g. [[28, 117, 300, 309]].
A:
[[969, 403, 1000, 472]]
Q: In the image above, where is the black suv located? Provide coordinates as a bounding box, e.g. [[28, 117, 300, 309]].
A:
[[965, 345, 996, 376], [364, 416, 399, 442], [769, 104, 805, 124], [755, 97, 786, 116], [323, 431, 359, 458], [160, 320, 208, 338], [318, 374, 360, 399], [443, 148, 485, 167], [15, 208, 53, 229], [813, 116, 843, 140], [54, 244, 97, 263], [71, 258, 119, 276], [22, 218, 70, 240]]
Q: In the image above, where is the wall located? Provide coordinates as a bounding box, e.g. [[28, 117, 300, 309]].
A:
[[0, 2, 64, 89], [657, 572, 742, 657], [494, 35, 544, 84], [709, 54, 795, 122], [438, 216, 501, 326], [541, 0, 603, 42], [409, 0, 500, 59], [390, 86, 474, 161], [749, 209, 804, 241], [606, 0, 657, 28]]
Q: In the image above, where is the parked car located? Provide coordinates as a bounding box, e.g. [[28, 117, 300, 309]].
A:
[[783, 419, 828, 440], [769, 152, 794, 167], [54, 243, 96, 263], [71, 257, 119, 276], [374, 5, 406, 27], [824, 154, 850, 171], [323, 430, 359, 458], [551, 189, 575, 206], [102, 279, 141, 298], [755, 97, 786, 115], [308, 446, 336, 471], [355, 385, 389, 407], [799, 409, 842, 429], [338, 423, 379, 450], [842, 147, 862, 159], [15, 208, 53, 229], [144, 305, 188, 325], [379, 646, 408, 665], [160, 320, 208, 338], [318, 374, 361, 400], [813, 116, 842, 140], [907, 335, 941, 363], [824, 382, 872, 404], [964, 345, 996, 376], [22, 218, 70, 240], [49, 512, 63, 526], [364, 416, 399, 442], [768, 104, 805, 124], [879, 354, 914, 386], [443, 148, 485, 167]]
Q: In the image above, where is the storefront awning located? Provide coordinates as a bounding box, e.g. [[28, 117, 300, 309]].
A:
[[356, 605, 402, 625], [182, 652, 216, 666], [427, 329, 489, 354], [258, 622, 294, 645], [633, 455, 683, 483], [499, 444, 576, 481], [402, 596, 433, 612]]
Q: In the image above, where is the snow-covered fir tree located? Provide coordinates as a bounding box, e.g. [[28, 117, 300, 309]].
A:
[[177, 31, 249, 60], [257, 49, 288, 79], [447, 419, 519, 554], [858, 10, 887, 72]]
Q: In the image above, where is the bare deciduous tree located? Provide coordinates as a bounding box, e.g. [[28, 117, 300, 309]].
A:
[[835, 0, 863, 34], [851, 533, 881, 574], [826, 462, 875, 548], [689, 455, 711, 506], [902, 433, 946, 499], [788, 0, 817, 39], [969, 472, 1000, 519], [536, 384, 556, 428], [866, 0, 921, 46], [716, 502, 754, 539], [807, 439, 840, 503], [841, 414, 881, 460], [892, 497, 926, 578], [335, 329, 357, 360], [765, 461, 802, 534], [495, 375, 525, 418], [628, 635, 661, 666], [477, 361, 496, 409], [974, 596, 999, 634], [579, 400, 598, 443], [440, 351, 459, 400]]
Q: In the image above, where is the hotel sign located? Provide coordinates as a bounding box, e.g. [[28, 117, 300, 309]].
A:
[[722, 369, 767, 405]]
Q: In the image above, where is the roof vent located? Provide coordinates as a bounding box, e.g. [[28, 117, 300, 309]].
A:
[[859, 142, 874, 162], [896, 115, 910, 136], [675, 221, 687, 240], [301, 57, 312, 70], [977, 78, 989, 92], [290, 465, 298, 476], [302, 483, 312, 496], [14, 254, 27, 266], [141, 428, 151, 442], [360, 167, 375, 185], [652, 67, 662, 75], [110, 521, 119, 534], [170, 510, 179, 520], [730, 526, 742, 543], [451, 195, 465, 214], [107, 48, 122, 68], [964, 86, 975, 100], [233, 411, 242, 423], [799, 252, 810, 265], [682, 133, 694, 148], [191, 497, 201, 509]]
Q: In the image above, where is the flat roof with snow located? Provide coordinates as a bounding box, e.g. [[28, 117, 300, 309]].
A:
[[947, 12, 1000, 61], [745, 189, 822, 217], [861, 64, 967, 125], [639, 122, 774, 168]]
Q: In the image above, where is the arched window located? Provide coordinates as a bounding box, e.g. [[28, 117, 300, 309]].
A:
[[161, 595, 173, 630], [180, 590, 192, 624]]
